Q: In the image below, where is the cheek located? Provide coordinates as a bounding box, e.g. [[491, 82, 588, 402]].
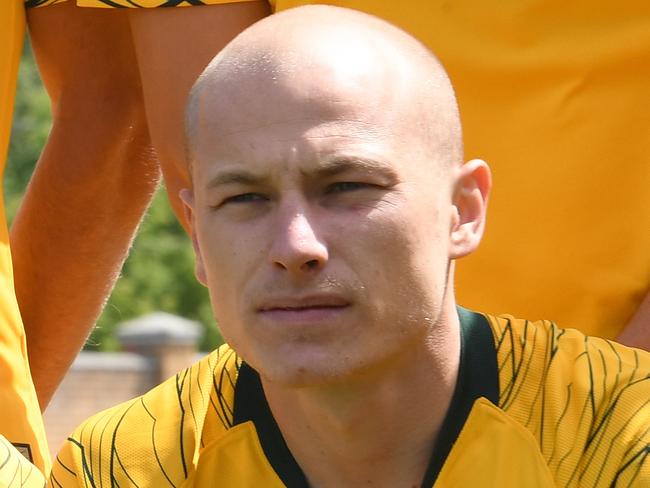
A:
[[197, 226, 254, 316], [360, 197, 448, 262], [201, 250, 252, 357], [332, 202, 443, 288], [341, 201, 448, 299], [198, 214, 266, 279]]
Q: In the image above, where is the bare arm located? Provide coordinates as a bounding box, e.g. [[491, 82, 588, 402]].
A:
[[616, 289, 650, 351], [14, 2, 158, 409], [128, 0, 271, 229], [15, 0, 269, 409]]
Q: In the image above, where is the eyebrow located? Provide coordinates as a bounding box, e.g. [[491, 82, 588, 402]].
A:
[[314, 157, 398, 179], [205, 156, 398, 190], [206, 170, 263, 189]]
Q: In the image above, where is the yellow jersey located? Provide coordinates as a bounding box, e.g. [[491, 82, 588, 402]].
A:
[[50, 309, 650, 487], [0, 0, 51, 478], [272, 0, 650, 339]]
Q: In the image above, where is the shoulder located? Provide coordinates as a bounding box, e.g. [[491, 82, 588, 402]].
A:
[[50, 344, 241, 488], [485, 313, 649, 407], [484, 312, 650, 487]]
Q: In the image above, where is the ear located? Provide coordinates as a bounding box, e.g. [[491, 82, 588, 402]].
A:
[[179, 188, 208, 286], [449, 159, 491, 259]]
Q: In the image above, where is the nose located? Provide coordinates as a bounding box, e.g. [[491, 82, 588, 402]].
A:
[[269, 207, 328, 276]]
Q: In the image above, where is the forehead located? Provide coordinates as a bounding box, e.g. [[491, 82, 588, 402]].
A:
[[191, 70, 434, 181], [193, 113, 427, 189], [194, 128, 396, 192]]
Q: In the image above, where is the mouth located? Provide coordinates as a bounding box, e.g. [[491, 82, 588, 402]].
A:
[[257, 296, 350, 324]]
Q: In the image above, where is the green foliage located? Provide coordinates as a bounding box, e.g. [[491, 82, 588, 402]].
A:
[[6, 40, 221, 352], [90, 188, 222, 352], [5, 41, 51, 222]]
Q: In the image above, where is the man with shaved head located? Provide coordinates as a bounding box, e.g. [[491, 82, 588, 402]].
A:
[[51, 7, 649, 487]]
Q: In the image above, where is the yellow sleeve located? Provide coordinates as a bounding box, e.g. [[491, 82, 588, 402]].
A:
[[612, 410, 650, 487], [489, 313, 650, 486], [48, 348, 237, 487], [48, 383, 195, 487], [48, 437, 82, 488]]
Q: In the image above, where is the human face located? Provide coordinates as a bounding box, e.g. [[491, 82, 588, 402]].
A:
[[187, 74, 457, 386]]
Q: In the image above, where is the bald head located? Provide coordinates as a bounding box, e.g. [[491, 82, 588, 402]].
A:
[[185, 5, 463, 177], [181, 6, 491, 388]]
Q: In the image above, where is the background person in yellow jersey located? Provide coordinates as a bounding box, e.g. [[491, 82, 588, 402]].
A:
[[267, 1, 650, 347], [51, 7, 649, 487], [0, 0, 51, 477], [16, 0, 648, 420], [14, 0, 269, 409]]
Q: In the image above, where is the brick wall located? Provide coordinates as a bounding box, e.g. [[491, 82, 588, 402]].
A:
[[44, 313, 202, 458]]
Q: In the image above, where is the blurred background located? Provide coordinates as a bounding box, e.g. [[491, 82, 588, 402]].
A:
[[7, 39, 222, 353], [8, 40, 223, 456]]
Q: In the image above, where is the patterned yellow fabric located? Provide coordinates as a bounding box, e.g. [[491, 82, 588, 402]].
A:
[[25, 0, 254, 8], [0, 436, 46, 488], [490, 315, 649, 486], [0, 0, 51, 477], [273, 0, 650, 340], [50, 312, 650, 487]]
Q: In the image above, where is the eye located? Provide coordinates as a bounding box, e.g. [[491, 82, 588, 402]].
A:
[[327, 182, 369, 193], [221, 193, 267, 205]]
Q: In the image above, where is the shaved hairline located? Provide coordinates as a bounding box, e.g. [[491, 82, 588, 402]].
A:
[[185, 5, 464, 183]]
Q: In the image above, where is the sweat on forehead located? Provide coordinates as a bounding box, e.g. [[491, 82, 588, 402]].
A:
[[185, 5, 463, 175]]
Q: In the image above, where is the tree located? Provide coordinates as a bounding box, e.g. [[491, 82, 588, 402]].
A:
[[5, 40, 50, 219], [6, 40, 221, 352], [92, 189, 221, 351]]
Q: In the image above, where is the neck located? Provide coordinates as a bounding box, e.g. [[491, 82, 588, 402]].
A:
[[263, 302, 461, 488]]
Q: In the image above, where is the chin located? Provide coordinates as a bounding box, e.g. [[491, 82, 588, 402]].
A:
[[251, 348, 363, 389]]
